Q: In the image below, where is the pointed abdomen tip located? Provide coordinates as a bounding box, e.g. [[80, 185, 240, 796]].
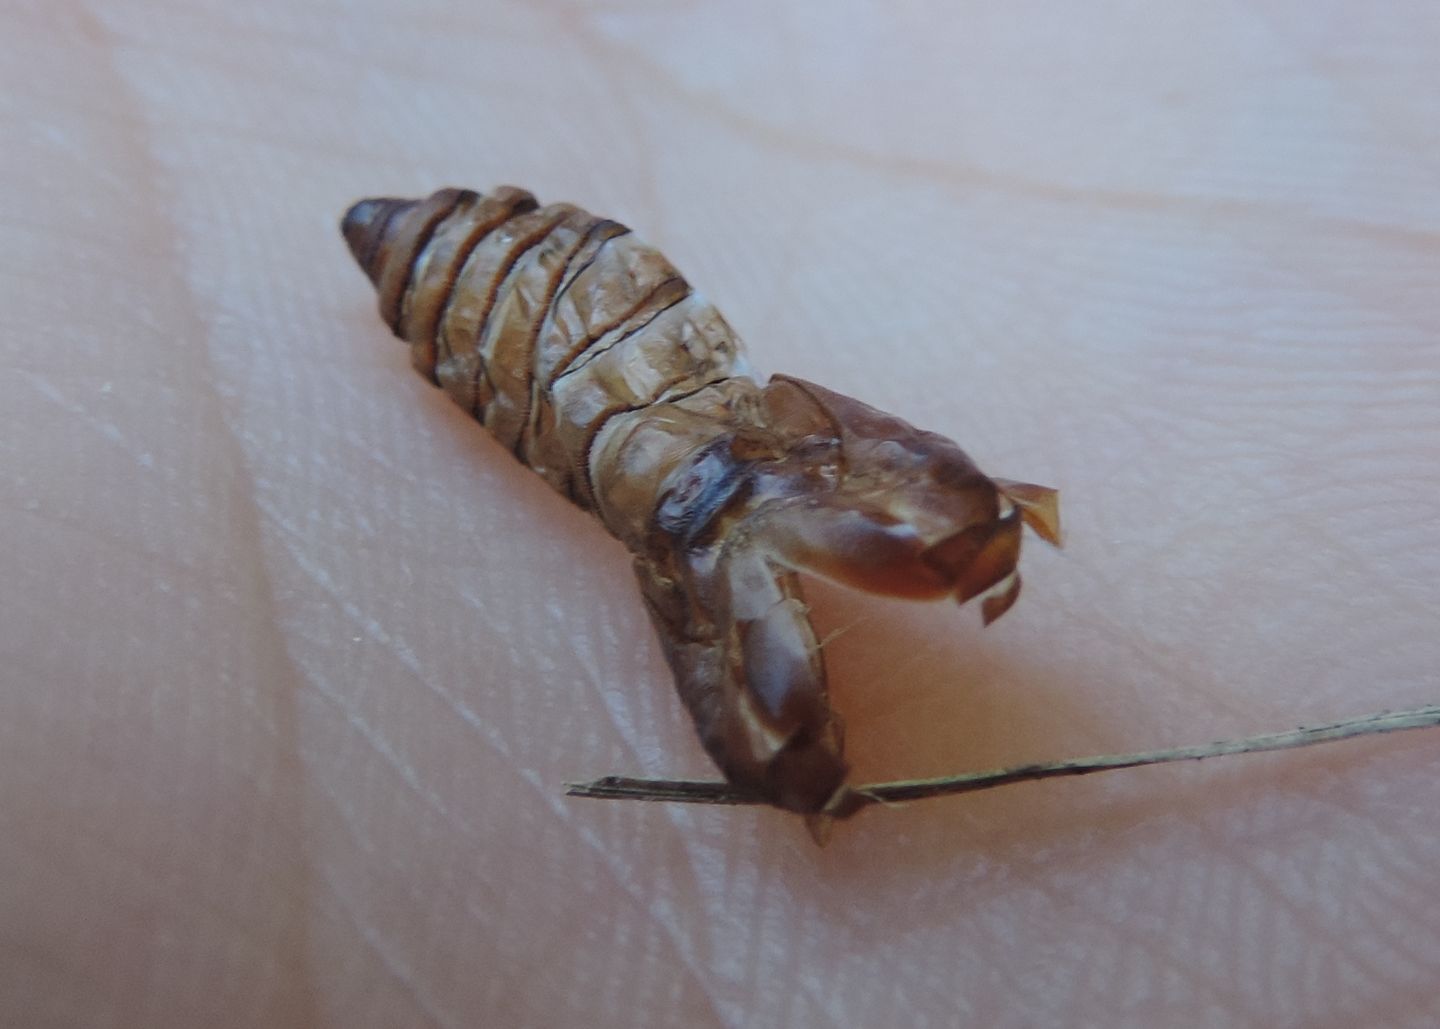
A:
[[341, 197, 410, 282]]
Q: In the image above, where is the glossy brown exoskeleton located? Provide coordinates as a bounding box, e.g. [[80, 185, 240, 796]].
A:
[[342, 187, 1061, 824]]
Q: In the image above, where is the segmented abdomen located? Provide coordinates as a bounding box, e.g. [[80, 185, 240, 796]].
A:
[[343, 187, 747, 511]]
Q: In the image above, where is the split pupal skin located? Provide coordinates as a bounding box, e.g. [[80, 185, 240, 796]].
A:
[[342, 187, 1061, 820]]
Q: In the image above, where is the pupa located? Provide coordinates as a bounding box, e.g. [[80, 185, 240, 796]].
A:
[[341, 185, 1061, 821]]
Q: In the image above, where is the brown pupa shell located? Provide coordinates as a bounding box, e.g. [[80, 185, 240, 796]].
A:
[[343, 187, 1060, 817]]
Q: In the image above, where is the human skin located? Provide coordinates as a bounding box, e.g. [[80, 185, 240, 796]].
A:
[[3, 2, 1439, 1027]]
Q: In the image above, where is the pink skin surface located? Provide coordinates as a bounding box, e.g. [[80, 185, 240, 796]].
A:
[[4, 2, 1439, 1026]]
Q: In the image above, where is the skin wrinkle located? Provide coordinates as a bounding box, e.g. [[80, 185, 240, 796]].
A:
[[7, 778, 301, 973], [227, 742, 465, 1027], [564, 10, 1440, 249], [318, 882, 456, 1029], [1329, 877, 1439, 1014], [278, 661, 539, 968], [487, 901, 725, 1029], [666, 837, 775, 1026], [279, 708, 501, 1027], [759, 917, 848, 1029], [1236, 1, 1440, 177], [4, 503, 215, 589], [726, 856, 773, 1019], [1348, 799, 1440, 920], [953, 751, 1413, 1023], [543, 0, 669, 236], [1219, 839, 1428, 1022], [51, 13, 324, 1024], [447, 572, 656, 777], [566, 628, 660, 777], [330, 418, 431, 487], [19, 368, 171, 478], [254, 497, 527, 793], [6, 613, 327, 988], [1221, 843, 1376, 992], [1288, 519, 1440, 629], [10, 3, 1440, 1026], [1027, 582, 1246, 726], [1215, 783, 1428, 1008], [25, 144, 450, 1029], [1009, 850, 1265, 1020], [1286, 786, 1440, 988], [907, 892, 1050, 1020], [279, 579, 734, 1028], [256, 497, 734, 1026], [165, 280, 326, 1024]]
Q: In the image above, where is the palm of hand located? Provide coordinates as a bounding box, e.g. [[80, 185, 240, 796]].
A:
[[4, 3, 1439, 1027]]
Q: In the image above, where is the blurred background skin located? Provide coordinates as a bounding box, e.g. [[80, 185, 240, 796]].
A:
[[3, 1, 1439, 1025]]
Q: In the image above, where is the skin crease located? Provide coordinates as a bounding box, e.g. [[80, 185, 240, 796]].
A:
[[2, 0, 1439, 1026]]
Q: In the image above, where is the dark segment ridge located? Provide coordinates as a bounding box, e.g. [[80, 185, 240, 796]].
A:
[[377, 189, 468, 331], [421, 189, 540, 369], [516, 220, 634, 468], [341, 197, 410, 283], [462, 209, 576, 421], [503, 220, 608, 459], [547, 275, 691, 389]]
